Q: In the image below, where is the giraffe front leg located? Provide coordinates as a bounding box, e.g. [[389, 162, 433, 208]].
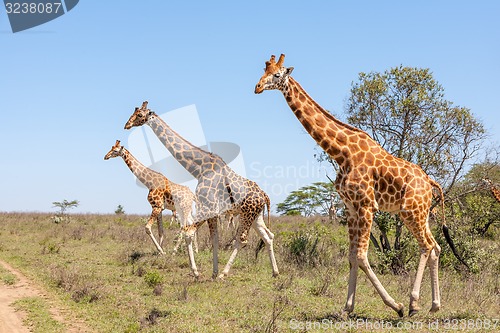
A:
[[207, 218, 219, 280], [183, 225, 200, 279], [357, 251, 404, 317], [157, 212, 165, 248], [353, 206, 404, 317], [343, 212, 358, 315], [193, 229, 199, 254], [146, 208, 165, 255], [343, 247, 358, 315], [172, 230, 183, 255]]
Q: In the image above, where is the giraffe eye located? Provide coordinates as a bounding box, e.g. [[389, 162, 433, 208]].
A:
[[274, 73, 281, 78]]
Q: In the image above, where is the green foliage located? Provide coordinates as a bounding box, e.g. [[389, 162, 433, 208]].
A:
[[115, 204, 125, 215], [51, 199, 79, 223], [345, 66, 486, 186], [281, 223, 330, 267], [52, 199, 79, 213], [0, 266, 17, 285], [317, 66, 493, 274], [448, 162, 500, 237], [144, 270, 164, 288], [277, 181, 340, 217], [0, 213, 499, 331]]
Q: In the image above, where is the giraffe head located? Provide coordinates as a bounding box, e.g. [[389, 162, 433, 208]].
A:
[[254, 54, 294, 94], [104, 140, 124, 160], [124, 101, 153, 129]]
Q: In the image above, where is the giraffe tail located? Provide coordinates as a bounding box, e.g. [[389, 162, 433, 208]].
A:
[[255, 194, 271, 259], [430, 178, 470, 271]]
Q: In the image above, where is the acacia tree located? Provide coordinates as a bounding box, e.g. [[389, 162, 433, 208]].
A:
[[318, 66, 488, 273], [277, 182, 340, 217], [52, 199, 79, 223]]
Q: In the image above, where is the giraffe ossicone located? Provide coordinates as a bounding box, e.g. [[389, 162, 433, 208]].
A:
[[255, 53, 467, 317]]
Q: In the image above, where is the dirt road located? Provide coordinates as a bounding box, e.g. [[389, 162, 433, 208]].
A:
[[0, 259, 89, 333]]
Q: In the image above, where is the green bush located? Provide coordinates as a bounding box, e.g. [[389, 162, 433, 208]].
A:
[[144, 270, 164, 288], [282, 225, 326, 267]]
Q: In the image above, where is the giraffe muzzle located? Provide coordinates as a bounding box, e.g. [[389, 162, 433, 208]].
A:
[[254, 83, 264, 94]]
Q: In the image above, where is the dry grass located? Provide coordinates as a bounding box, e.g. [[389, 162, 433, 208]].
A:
[[0, 212, 498, 332]]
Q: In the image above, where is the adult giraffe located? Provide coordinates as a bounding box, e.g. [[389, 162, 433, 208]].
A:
[[255, 54, 463, 317], [124, 102, 278, 280]]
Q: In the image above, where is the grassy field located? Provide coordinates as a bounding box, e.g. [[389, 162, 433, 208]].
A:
[[0, 212, 498, 332]]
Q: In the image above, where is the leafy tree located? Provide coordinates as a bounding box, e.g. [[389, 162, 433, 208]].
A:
[[277, 182, 340, 217], [52, 199, 79, 223], [317, 66, 489, 273], [345, 66, 486, 188], [447, 162, 500, 237]]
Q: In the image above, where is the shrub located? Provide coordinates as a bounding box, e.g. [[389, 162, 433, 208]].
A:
[[282, 227, 323, 267], [144, 270, 164, 288]]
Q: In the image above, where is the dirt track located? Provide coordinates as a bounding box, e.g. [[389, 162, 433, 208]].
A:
[[0, 259, 88, 333]]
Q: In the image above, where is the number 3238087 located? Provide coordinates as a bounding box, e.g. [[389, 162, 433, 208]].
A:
[[5, 2, 62, 14]]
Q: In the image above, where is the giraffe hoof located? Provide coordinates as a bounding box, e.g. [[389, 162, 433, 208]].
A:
[[340, 309, 351, 320], [396, 303, 405, 318], [272, 272, 279, 278], [408, 309, 419, 317], [429, 302, 440, 313]]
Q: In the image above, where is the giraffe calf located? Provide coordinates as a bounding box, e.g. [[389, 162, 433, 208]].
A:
[[104, 140, 198, 255]]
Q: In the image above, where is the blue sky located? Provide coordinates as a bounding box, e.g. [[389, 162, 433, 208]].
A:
[[1, 1, 499, 214]]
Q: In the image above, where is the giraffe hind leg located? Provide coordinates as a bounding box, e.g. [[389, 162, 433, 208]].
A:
[[218, 218, 248, 279], [252, 213, 279, 277], [400, 211, 441, 316]]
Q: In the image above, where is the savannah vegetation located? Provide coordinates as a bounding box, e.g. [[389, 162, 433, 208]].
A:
[[0, 212, 498, 333], [0, 66, 498, 332]]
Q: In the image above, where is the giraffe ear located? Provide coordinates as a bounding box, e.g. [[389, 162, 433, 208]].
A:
[[285, 67, 294, 75]]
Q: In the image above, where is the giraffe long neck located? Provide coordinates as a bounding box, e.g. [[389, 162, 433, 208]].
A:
[[147, 113, 209, 179], [121, 148, 165, 189], [282, 77, 367, 167]]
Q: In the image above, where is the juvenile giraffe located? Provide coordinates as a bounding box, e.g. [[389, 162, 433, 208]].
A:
[[104, 140, 198, 255], [124, 102, 278, 279], [255, 54, 463, 317]]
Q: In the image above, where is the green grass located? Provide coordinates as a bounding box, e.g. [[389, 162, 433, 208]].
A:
[[0, 212, 498, 332], [13, 297, 66, 333], [0, 265, 18, 285]]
